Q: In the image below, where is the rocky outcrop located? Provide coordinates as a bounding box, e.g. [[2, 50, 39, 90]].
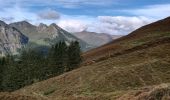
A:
[[0, 20, 28, 56]]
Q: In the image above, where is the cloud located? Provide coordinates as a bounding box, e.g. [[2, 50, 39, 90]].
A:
[[58, 19, 88, 33], [57, 16, 152, 35], [0, 17, 15, 23], [88, 16, 152, 35], [0, 6, 37, 23], [125, 4, 170, 19], [38, 9, 60, 20]]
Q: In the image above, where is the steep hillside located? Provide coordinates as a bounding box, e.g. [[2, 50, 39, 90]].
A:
[[0, 20, 28, 56], [10, 22, 92, 51], [73, 31, 114, 47], [14, 36, 170, 100], [83, 17, 170, 63], [13, 17, 170, 100]]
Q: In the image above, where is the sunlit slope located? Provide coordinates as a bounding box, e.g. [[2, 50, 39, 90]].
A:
[[83, 17, 170, 63], [14, 36, 170, 100]]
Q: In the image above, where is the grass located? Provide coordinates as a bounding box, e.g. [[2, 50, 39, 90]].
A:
[[12, 41, 170, 100], [43, 88, 56, 96], [118, 83, 170, 100]]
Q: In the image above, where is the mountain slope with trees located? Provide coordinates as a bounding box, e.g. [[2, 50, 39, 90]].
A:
[[5, 17, 169, 100], [0, 41, 82, 92]]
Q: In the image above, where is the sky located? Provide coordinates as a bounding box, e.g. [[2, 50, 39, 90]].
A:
[[0, 0, 170, 35]]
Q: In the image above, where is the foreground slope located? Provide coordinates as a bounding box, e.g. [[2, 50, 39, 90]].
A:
[[83, 17, 170, 63], [12, 17, 170, 100], [14, 36, 170, 100]]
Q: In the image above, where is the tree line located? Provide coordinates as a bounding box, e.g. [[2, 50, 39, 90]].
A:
[[0, 41, 82, 92]]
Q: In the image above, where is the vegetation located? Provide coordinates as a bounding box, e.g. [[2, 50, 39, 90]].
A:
[[0, 41, 82, 92]]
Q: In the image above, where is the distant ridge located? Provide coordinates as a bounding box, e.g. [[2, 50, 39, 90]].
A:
[[10, 21, 92, 51], [73, 31, 119, 47]]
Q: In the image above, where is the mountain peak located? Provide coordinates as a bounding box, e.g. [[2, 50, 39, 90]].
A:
[[10, 21, 35, 28], [38, 23, 48, 29], [49, 23, 59, 28], [19, 20, 32, 25], [0, 20, 7, 26], [39, 23, 47, 27]]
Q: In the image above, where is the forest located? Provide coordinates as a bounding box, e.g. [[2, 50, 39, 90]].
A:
[[0, 41, 82, 92]]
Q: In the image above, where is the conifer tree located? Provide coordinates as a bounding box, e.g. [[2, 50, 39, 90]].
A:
[[0, 57, 5, 90], [67, 41, 82, 71]]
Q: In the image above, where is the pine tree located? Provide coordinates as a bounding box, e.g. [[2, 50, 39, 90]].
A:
[[54, 41, 68, 74], [0, 57, 5, 91], [67, 41, 82, 71]]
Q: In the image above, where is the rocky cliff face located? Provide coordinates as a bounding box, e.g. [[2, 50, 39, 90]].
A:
[[0, 20, 28, 56], [10, 22, 92, 51]]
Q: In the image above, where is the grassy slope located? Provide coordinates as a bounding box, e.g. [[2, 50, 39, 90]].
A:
[[83, 17, 170, 64], [4, 17, 170, 100], [117, 83, 170, 100], [13, 36, 170, 100], [0, 92, 47, 100]]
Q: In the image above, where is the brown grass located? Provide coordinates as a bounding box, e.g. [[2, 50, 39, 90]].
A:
[[82, 17, 170, 64], [117, 83, 170, 100], [0, 92, 47, 100], [13, 39, 170, 100]]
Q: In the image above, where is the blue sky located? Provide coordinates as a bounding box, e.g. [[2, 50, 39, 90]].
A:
[[0, 0, 170, 35]]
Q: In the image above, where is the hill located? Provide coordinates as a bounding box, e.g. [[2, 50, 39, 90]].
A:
[[83, 17, 170, 63], [0, 20, 28, 56], [10, 22, 92, 51], [11, 17, 170, 100], [73, 31, 115, 47]]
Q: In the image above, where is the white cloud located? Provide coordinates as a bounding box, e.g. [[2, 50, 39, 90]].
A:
[[125, 4, 170, 19], [56, 16, 153, 35], [38, 9, 60, 20], [58, 19, 88, 32], [86, 16, 152, 35], [0, 6, 37, 23]]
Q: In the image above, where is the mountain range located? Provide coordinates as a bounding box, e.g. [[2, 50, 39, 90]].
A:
[[10, 21, 92, 51], [0, 20, 122, 56]]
